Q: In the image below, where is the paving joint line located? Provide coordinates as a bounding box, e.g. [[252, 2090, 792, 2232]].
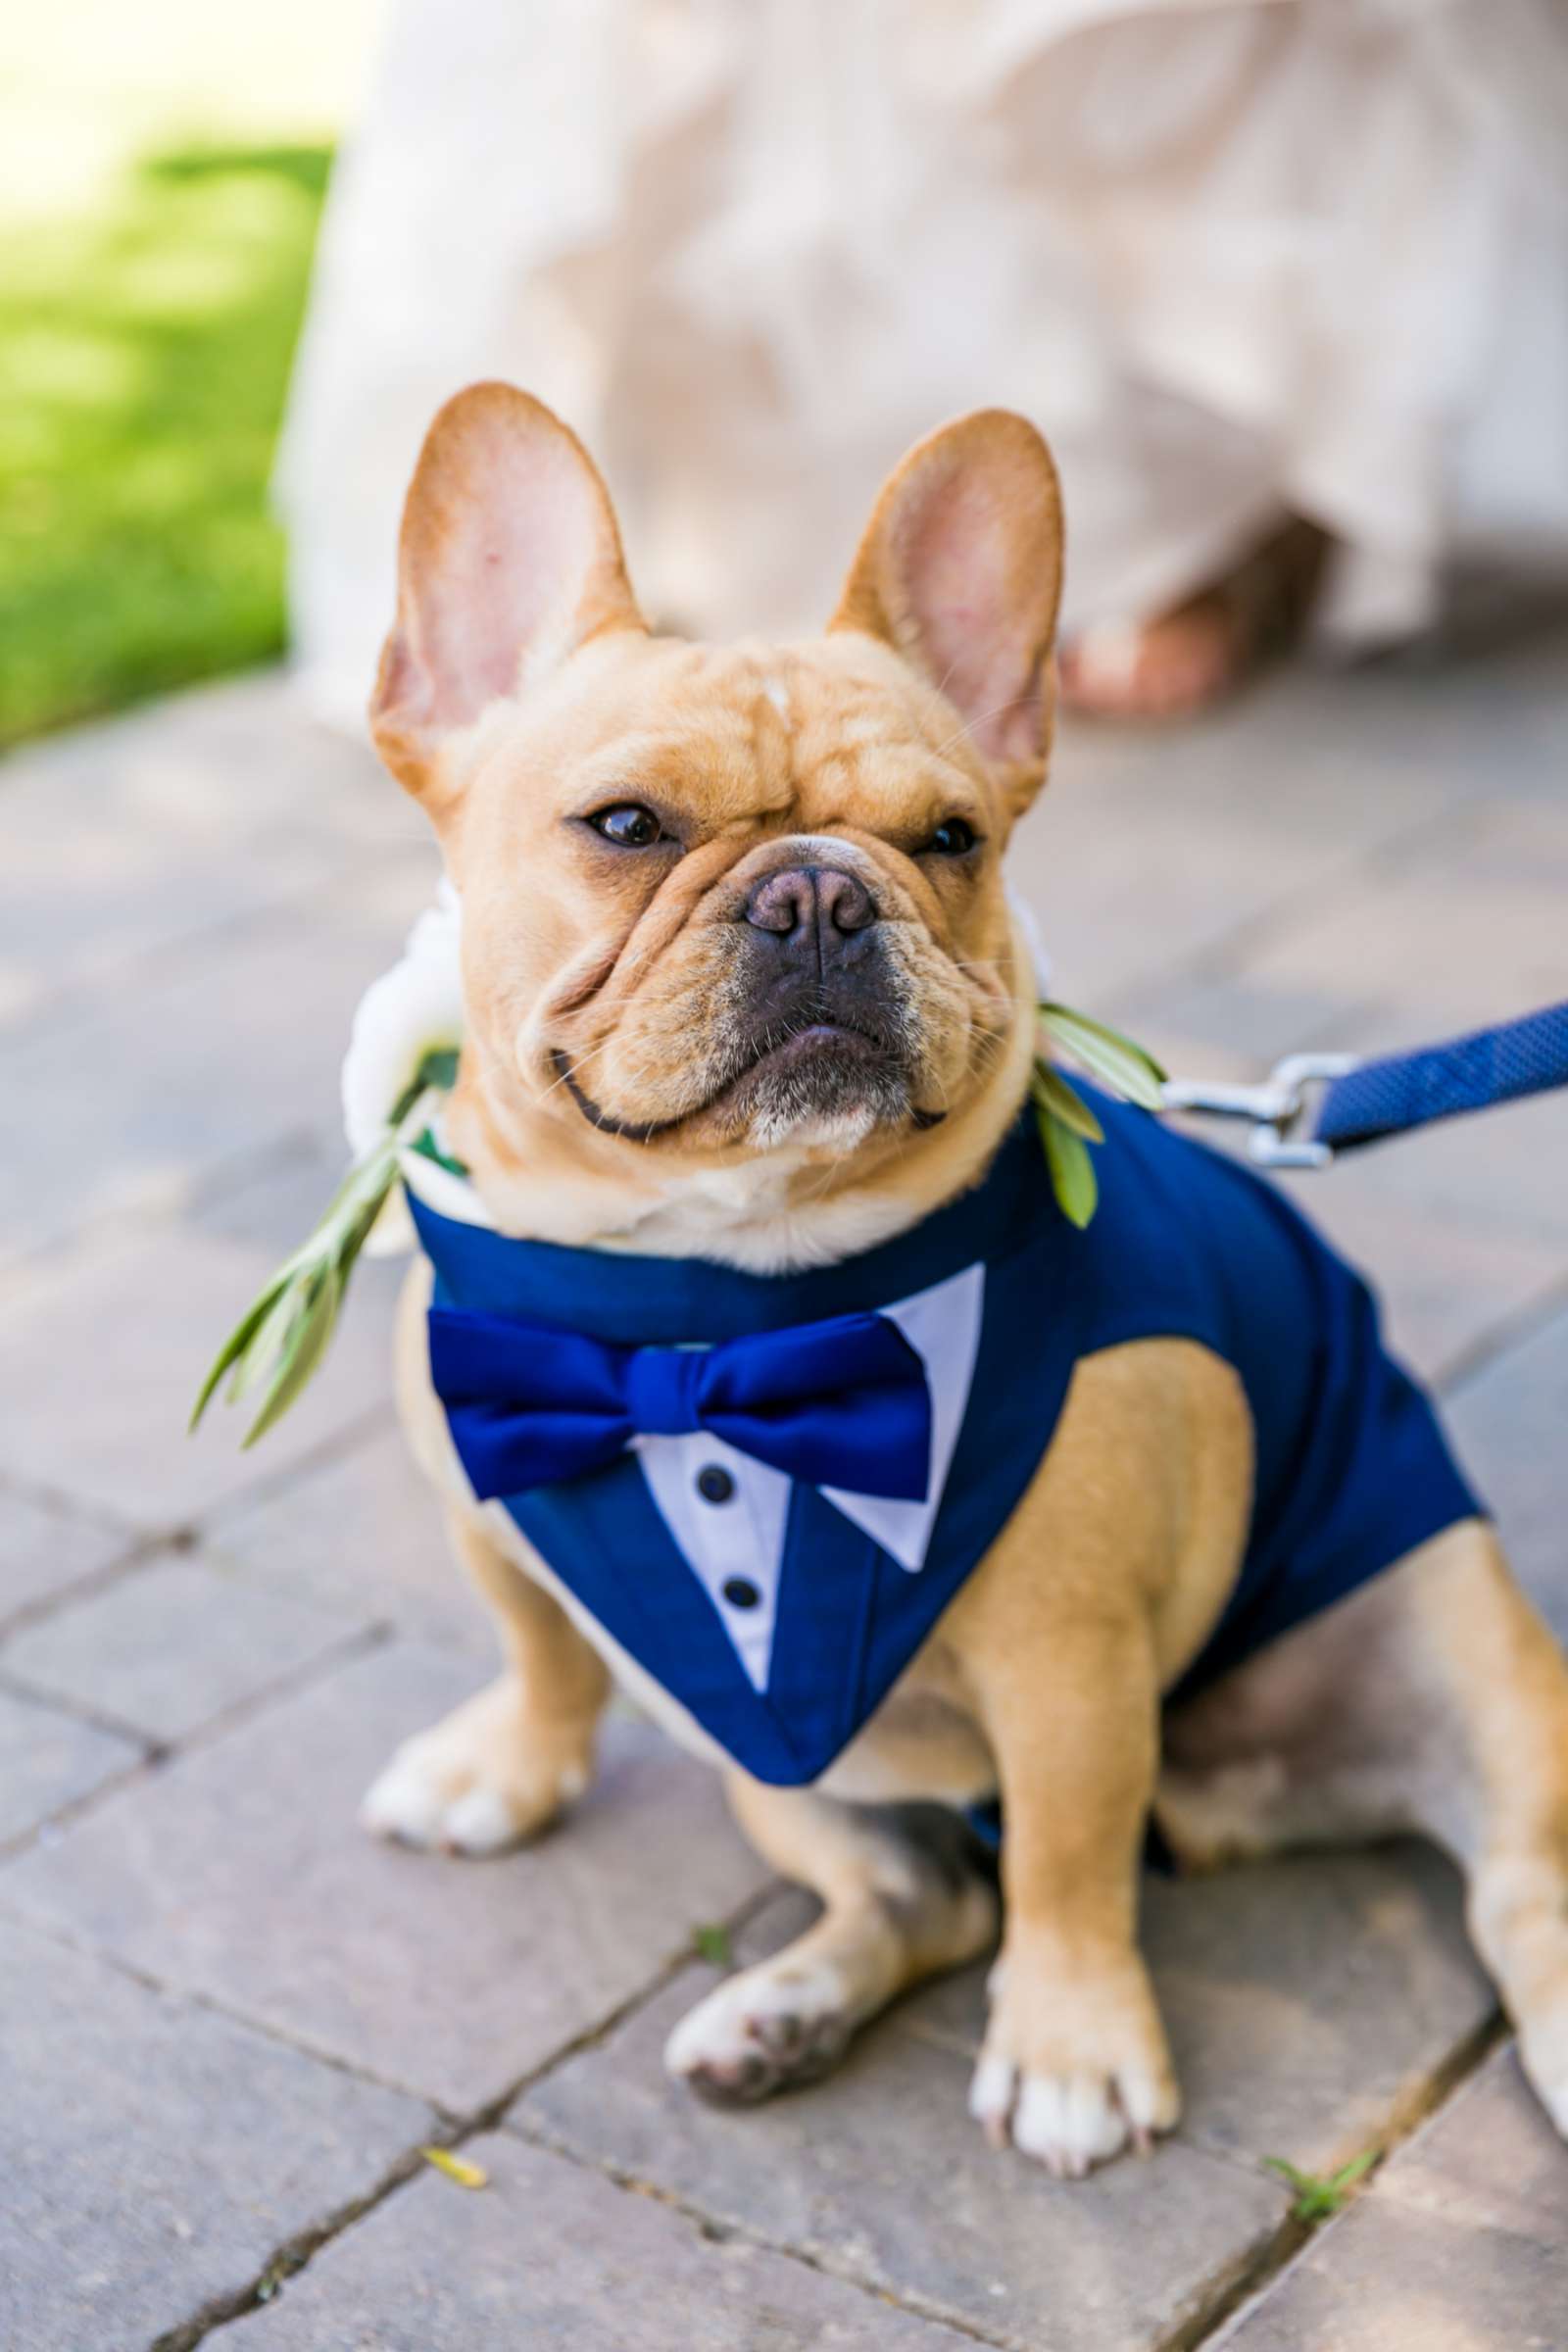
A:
[[0, 1898, 460, 2115], [0, 1621, 390, 1867], [0, 1121, 339, 1298], [197, 1399, 402, 1529], [1174, 2006, 1510, 2349], [1100, 781, 1507, 1028], [1437, 1263, 1568, 1401], [0, 1661, 170, 1756], [0, 1752, 157, 1866], [0, 1524, 171, 1645], [514, 2104, 1023, 2351], [151, 1879, 788, 2348], [0, 832, 431, 1065], [0, 1396, 395, 1652]]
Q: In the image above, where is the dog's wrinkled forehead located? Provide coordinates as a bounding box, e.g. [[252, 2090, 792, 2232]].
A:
[[480, 629, 993, 861]]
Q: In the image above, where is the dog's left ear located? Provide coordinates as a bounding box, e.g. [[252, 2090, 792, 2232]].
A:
[[370, 381, 646, 801], [830, 410, 1063, 814]]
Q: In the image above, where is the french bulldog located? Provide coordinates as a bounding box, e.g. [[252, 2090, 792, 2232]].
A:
[[360, 382, 1568, 2176]]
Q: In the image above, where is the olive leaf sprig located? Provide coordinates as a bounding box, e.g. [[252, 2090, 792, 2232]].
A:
[[1033, 1003, 1167, 1229], [193, 1004, 1163, 1447], [190, 1047, 459, 1447]]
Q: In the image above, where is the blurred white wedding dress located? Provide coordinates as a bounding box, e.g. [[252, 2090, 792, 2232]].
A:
[[277, 0, 1568, 725]]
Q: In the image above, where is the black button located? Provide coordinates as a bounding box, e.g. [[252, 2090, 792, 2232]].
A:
[[721, 1576, 761, 1610], [696, 1465, 735, 1504]]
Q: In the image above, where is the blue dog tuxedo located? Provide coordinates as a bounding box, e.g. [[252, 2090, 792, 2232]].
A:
[[408, 1091, 1482, 1788]]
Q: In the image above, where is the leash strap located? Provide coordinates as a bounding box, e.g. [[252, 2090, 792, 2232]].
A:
[[1312, 1000, 1568, 1153], [1163, 999, 1568, 1168]]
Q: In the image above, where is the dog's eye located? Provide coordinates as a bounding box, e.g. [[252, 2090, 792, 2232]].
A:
[[589, 804, 665, 848], [925, 817, 978, 857]]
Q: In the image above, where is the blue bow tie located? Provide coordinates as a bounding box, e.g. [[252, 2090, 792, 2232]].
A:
[[427, 1302, 933, 1502]]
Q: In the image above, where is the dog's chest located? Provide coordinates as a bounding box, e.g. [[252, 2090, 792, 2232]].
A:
[[402, 1089, 1482, 1791], [477, 1492, 996, 1799]]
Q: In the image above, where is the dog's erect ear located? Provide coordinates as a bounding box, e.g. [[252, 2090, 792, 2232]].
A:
[[830, 410, 1063, 812], [369, 382, 645, 797]]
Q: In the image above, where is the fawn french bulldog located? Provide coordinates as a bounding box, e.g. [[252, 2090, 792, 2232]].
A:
[[360, 381, 1568, 2176]]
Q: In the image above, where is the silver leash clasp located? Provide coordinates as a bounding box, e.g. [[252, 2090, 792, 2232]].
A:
[[1160, 1053, 1358, 1169]]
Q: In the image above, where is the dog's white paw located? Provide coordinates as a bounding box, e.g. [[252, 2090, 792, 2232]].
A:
[[1519, 2002, 1568, 2140], [665, 1957, 857, 2103], [968, 2053, 1170, 2177], [361, 1678, 590, 1857], [969, 1950, 1179, 2178]]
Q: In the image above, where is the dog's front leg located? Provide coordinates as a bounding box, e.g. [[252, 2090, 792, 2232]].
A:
[[665, 1779, 999, 2102], [963, 1605, 1178, 2176], [363, 1505, 611, 1855]]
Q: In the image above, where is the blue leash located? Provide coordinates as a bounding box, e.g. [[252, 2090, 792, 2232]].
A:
[[1164, 999, 1568, 1168]]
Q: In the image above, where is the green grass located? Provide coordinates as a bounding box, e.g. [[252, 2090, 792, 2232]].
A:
[[0, 139, 329, 746]]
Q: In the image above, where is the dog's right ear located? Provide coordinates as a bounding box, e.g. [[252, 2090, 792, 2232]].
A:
[[830, 409, 1063, 818], [369, 382, 645, 800]]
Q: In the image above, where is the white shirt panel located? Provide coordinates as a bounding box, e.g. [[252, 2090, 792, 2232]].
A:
[[635, 1432, 790, 1691], [820, 1262, 987, 1572], [636, 1260, 987, 1690]]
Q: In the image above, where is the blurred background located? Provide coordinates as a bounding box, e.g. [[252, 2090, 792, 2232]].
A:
[[8, 0, 1568, 755], [0, 0, 373, 745]]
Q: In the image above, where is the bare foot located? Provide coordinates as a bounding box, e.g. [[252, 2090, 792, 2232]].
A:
[[1060, 517, 1327, 721]]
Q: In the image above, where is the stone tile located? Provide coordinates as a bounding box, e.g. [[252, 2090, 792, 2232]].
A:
[[1012, 662, 1502, 1009], [214, 1421, 495, 1661], [1190, 795, 1568, 1253], [0, 1684, 142, 1846], [1213, 2194, 1567, 2352], [1232, 797, 1568, 1045], [1371, 2045, 1567, 2248], [0, 844, 438, 1264], [1111, 970, 1360, 1076], [1446, 1299, 1568, 1643], [0, 1484, 133, 1633], [221, 2130, 971, 2352], [0, 1641, 769, 2110], [516, 1896, 1290, 2352], [0, 1201, 402, 1529], [897, 1844, 1492, 2181], [0, 1912, 430, 2352], [0, 674, 418, 1033], [2, 1547, 359, 1743]]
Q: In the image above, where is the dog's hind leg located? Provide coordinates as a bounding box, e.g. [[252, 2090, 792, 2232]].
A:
[[1159, 1519, 1568, 2136], [665, 1781, 999, 2102], [362, 1504, 612, 1855]]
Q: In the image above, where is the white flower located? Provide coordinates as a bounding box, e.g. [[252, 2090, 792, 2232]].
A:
[[341, 881, 465, 1256], [341, 879, 465, 1157]]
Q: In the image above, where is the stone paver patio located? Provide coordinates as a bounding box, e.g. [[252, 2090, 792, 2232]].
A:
[[2, 641, 1566, 2350]]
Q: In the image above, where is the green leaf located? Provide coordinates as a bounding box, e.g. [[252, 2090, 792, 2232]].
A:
[[189, 1270, 292, 1431], [225, 1276, 309, 1404], [1037, 1102, 1099, 1229], [692, 1923, 732, 1968], [1030, 1063, 1104, 1143], [242, 1264, 343, 1447], [190, 1056, 462, 1446], [1038, 1004, 1167, 1110], [1262, 2149, 1379, 2223]]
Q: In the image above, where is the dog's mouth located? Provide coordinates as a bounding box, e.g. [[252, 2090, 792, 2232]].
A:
[[553, 1016, 943, 1146]]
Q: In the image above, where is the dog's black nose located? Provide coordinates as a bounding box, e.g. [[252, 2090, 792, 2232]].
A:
[[744, 864, 877, 945]]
